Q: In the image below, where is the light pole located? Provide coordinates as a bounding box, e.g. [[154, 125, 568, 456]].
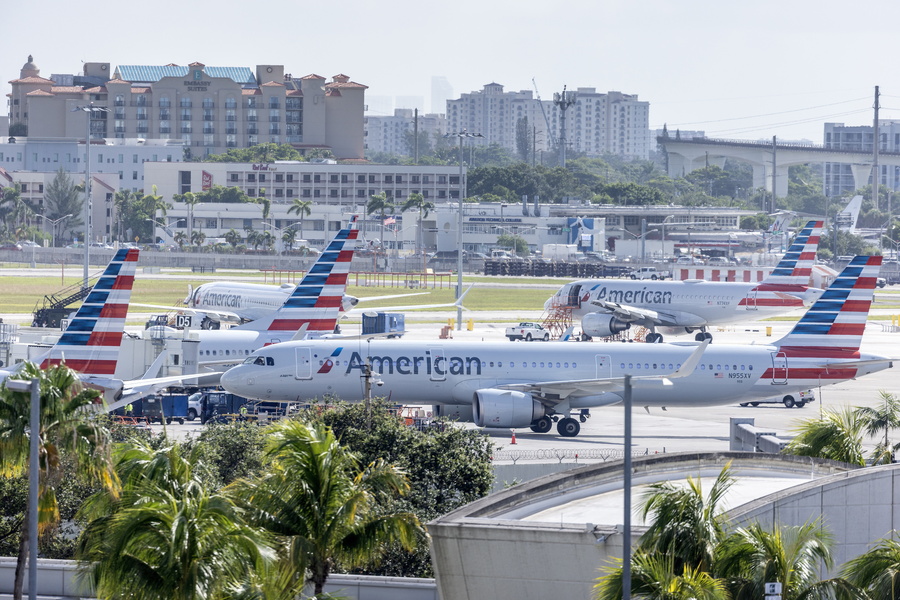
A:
[[73, 103, 109, 287], [37, 213, 73, 248], [5, 377, 40, 600], [661, 215, 675, 258], [446, 130, 483, 330]]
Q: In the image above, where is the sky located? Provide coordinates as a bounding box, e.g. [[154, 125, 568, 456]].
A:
[[6, 0, 900, 144]]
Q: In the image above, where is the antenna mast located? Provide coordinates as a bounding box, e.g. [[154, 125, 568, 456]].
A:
[[553, 86, 576, 168]]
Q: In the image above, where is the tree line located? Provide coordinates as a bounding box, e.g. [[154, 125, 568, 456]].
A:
[[0, 364, 493, 600]]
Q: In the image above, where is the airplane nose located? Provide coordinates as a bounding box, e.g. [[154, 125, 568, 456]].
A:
[[219, 366, 244, 394]]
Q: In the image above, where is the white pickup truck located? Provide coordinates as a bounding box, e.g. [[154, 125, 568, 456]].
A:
[[628, 267, 671, 280], [739, 389, 816, 408], [505, 322, 551, 341]]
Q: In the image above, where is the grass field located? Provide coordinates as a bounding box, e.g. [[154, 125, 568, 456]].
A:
[[2, 271, 898, 321]]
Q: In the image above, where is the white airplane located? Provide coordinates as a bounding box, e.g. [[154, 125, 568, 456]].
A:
[[0, 248, 217, 407], [219, 256, 891, 438], [174, 283, 430, 329], [546, 220, 825, 342]]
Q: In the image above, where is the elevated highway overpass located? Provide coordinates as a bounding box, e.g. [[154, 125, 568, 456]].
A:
[[659, 136, 900, 198]]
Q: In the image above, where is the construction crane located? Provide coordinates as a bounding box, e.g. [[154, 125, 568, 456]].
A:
[[532, 78, 556, 150]]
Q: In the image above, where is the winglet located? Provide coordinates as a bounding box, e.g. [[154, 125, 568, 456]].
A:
[[669, 339, 710, 378]]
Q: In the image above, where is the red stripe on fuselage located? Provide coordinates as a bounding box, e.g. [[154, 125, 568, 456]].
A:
[[267, 318, 337, 331], [761, 367, 858, 380], [738, 297, 805, 307], [752, 283, 809, 293], [777, 347, 861, 358]]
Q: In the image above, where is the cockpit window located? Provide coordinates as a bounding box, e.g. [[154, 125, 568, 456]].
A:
[[242, 356, 256, 364], [254, 357, 265, 366], [266, 357, 275, 366]]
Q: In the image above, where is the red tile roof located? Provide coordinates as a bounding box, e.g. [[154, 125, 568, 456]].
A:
[[287, 89, 304, 96], [326, 81, 368, 89], [26, 89, 54, 96], [326, 89, 342, 97], [49, 86, 85, 94], [188, 61, 206, 68], [8, 76, 54, 85], [242, 89, 261, 95], [106, 79, 131, 85], [301, 74, 325, 80], [261, 81, 285, 87]]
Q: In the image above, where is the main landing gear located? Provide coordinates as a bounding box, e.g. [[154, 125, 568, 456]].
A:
[[645, 332, 664, 343], [529, 410, 590, 437], [686, 327, 713, 342]]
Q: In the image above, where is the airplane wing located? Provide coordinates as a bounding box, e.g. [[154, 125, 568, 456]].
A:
[[130, 303, 244, 324], [348, 286, 472, 314], [498, 339, 710, 400], [356, 292, 430, 303], [590, 299, 700, 328]]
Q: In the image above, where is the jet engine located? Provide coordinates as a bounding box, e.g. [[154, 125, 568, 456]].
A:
[[433, 404, 474, 422], [473, 389, 545, 429], [581, 313, 631, 338]]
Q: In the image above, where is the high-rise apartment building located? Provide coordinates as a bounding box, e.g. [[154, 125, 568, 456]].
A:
[[7, 56, 367, 159], [824, 121, 900, 197], [446, 83, 651, 160], [364, 109, 447, 156]]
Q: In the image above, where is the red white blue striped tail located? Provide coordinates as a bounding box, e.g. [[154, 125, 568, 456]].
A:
[[40, 248, 140, 376], [776, 255, 881, 355], [244, 216, 359, 336], [759, 220, 823, 288]]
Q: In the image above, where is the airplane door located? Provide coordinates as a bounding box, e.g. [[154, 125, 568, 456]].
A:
[[595, 355, 611, 379], [568, 284, 583, 308], [295, 347, 312, 380], [745, 290, 758, 311], [770, 352, 787, 385], [429, 346, 446, 381]]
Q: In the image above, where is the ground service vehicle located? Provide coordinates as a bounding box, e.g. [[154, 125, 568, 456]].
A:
[[362, 312, 405, 338], [505, 322, 551, 341], [739, 389, 816, 408], [628, 267, 670, 280]]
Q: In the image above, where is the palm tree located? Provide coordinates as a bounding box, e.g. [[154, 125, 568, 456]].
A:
[[401, 192, 435, 263], [287, 198, 312, 240], [638, 463, 735, 573], [855, 391, 900, 465], [367, 192, 394, 271], [78, 442, 272, 600], [246, 192, 272, 236], [595, 551, 729, 600], [0, 363, 117, 600], [842, 533, 900, 600], [174, 191, 199, 242], [173, 231, 187, 250], [224, 228, 242, 250], [783, 407, 865, 466], [715, 521, 849, 600], [235, 420, 421, 597], [190, 229, 206, 250], [282, 228, 297, 253]]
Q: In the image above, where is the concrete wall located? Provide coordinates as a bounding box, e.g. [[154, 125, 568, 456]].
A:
[[728, 463, 900, 572], [0, 557, 437, 600]]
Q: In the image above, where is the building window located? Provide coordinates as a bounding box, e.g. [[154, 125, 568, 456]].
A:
[[202, 98, 214, 109], [225, 97, 236, 109], [179, 97, 192, 108]]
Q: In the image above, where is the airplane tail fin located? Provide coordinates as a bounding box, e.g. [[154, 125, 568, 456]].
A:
[[239, 216, 359, 336], [775, 255, 881, 354], [40, 248, 140, 377], [759, 220, 823, 287]]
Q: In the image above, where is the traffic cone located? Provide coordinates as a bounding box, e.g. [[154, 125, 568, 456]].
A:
[[510, 430, 517, 444]]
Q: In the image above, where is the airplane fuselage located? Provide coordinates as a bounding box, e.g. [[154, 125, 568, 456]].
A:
[[189, 281, 356, 323], [549, 278, 822, 332], [220, 339, 888, 410]]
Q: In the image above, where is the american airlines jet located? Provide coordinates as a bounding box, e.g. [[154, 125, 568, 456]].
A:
[[220, 256, 891, 438], [0, 249, 215, 407], [545, 220, 825, 342], [156, 217, 362, 368]]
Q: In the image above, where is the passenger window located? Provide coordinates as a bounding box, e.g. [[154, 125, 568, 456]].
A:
[[564, 362, 569, 368], [532, 362, 537, 368], [572, 362, 577, 368], [540, 362, 545, 368], [701, 364, 706, 370], [489, 362, 494, 367], [556, 362, 561, 368], [636, 363, 641, 369]]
